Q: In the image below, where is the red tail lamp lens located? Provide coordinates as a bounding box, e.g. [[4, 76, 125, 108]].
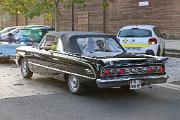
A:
[[102, 69, 110, 77], [148, 38, 157, 45], [159, 66, 165, 74], [119, 69, 125, 75], [102, 68, 126, 77], [147, 66, 155, 74]]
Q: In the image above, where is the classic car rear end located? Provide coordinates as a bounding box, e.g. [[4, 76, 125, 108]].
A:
[[16, 31, 168, 95], [95, 56, 168, 89]]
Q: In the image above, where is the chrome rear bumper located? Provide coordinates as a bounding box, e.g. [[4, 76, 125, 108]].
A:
[[96, 75, 169, 88]]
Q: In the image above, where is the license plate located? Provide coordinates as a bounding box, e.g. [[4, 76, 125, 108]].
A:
[[130, 80, 142, 90]]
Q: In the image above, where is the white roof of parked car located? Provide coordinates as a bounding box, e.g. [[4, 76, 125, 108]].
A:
[[120, 25, 156, 30]]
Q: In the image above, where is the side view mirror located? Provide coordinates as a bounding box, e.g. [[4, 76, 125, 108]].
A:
[[161, 33, 167, 38]]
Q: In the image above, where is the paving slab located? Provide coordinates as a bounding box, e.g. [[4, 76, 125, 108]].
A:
[[0, 63, 61, 99], [166, 57, 180, 82], [0, 57, 180, 99], [165, 40, 180, 50]]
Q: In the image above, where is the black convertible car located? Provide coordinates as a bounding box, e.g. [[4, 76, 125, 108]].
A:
[[16, 31, 169, 94]]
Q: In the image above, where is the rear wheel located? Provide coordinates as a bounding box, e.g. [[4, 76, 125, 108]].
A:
[[67, 75, 87, 95], [21, 58, 33, 78]]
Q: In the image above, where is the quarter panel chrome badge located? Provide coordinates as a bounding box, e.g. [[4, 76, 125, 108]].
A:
[[131, 67, 136, 73]]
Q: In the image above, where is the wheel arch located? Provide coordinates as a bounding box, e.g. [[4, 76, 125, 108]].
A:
[[17, 56, 24, 65], [64, 73, 69, 82]]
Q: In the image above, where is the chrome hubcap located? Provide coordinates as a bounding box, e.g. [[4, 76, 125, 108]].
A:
[[69, 75, 79, 92]]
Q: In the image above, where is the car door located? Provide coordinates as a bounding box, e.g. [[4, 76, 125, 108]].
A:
[[48, 38, 68, 80], [39, 35, 58, 77], [32, 35, 57, 76]]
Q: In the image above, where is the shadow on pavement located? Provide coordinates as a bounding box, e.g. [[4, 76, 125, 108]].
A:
[[31, 76, 171, 104]]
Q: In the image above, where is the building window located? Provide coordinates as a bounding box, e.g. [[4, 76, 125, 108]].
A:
[[139, 0, 149, 7]]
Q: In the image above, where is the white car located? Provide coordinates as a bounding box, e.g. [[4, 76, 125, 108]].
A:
[[117, 25, 166, 56]]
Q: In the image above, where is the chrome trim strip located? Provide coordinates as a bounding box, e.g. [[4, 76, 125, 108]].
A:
[[101, 58, 147, 63], [97, 75, 169, 83], [28, 62, 96, 80]]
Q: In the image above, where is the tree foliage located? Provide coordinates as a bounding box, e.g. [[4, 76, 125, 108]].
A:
[[102, 0, 114, 9], [0, 0, 36, 15], [25, 0, 87, 30], [0, 0, 113, 30]]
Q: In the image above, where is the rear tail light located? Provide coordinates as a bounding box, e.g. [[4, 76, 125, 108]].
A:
[[148, 38, 157, 45], [101, 68, 126, 77], [101, 66, 165, 77], [147, 66, 155, 74], [119, 69, 125, 75], [158, 66, 165, 74], [102, 69, 110, 77], [147, 66, 165, 74]]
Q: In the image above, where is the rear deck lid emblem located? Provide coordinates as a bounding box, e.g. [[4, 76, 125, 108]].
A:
[[131, 67, 137, 73]]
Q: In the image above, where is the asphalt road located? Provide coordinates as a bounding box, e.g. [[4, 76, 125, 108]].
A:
[[0, 86, 179, 120], [0, 58, 180, 120]]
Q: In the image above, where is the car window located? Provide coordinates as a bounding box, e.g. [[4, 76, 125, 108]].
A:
[[40, 35, 58, 51], [153, 27, 162, 37], [119, 29, 152, 37], [77, 37, 124, 53], [17, 29, 48, 43], [18, 29, 31, 36]]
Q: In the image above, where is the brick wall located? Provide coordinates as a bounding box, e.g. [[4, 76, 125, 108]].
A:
[[59, 0, 104, 32], [1, 0, 180, 38], [0, 15, 51, 27], [58, 0, 180, 38], [105, 0, 180, 38]]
